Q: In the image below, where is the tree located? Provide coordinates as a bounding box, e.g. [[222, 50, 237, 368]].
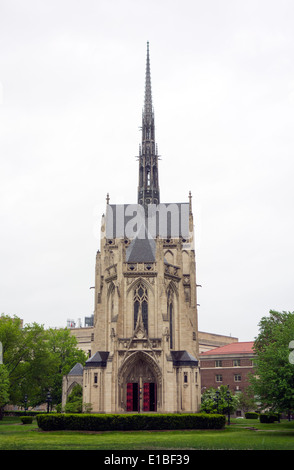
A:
[[200, 385, 238, 415], [237, 390, 258, 414], [64, 384, 83, 413], [0, 315, 52, 407], [46, 328, 87, 406], [249, 310, 294, 415], [0, 365, 10, 419], [0, 315, 87, 409]]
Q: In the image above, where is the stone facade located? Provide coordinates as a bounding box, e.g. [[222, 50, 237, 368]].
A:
[[82, 211, 200, 413], [63, 43, 201, 413], [69, 327, 239, 356]]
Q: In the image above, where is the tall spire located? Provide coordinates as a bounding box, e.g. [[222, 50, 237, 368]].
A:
[[144, 41, 153, 121], [138, 42, 160, 210]]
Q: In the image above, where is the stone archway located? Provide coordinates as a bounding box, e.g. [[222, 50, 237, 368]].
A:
[[118, 351, 162, 412]]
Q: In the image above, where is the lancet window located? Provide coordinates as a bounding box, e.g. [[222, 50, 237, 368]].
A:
[[134, 283, 148, 333], [167, 288, 174, 349]]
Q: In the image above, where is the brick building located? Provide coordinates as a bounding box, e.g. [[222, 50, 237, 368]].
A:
[[200, 342, 255, 393]]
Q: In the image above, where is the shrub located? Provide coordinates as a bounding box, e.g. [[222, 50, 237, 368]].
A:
[[37, 413, 226, 432], [4, 410, 40, 417], [259, 413, 275, 423], [64, 400, 83, 413], [21, 416, 33, 424], [245, 412, 259, 419], [64, 384, 83, 413]]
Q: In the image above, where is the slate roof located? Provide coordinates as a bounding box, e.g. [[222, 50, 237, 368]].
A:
[[126, 235, 156, 262], [68, 363, 84, 375], [170, 350, 198, 366], [85, 351, 109, 368]]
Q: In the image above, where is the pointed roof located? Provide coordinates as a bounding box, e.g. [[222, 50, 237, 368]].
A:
[[126, 237, 156, 262], [125, 216, 156, 262], [68, 363, 83, 376]]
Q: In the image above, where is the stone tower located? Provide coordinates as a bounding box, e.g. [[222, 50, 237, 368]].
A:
[[82, 43, 201, 413]]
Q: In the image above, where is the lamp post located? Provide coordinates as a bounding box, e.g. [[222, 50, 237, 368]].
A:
[[24, 394, 28, 415], [214, 390, 220, 413], [226, 390, 232, 425], [46, 391, 52, 413]]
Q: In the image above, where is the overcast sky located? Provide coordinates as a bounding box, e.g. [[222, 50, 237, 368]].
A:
[[1, 0, 294, 342]]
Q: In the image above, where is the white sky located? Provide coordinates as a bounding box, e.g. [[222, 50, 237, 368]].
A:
[[1, 0, 294, 342]]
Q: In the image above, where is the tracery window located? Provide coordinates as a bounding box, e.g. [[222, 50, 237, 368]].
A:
[[134, 283, 148, 333]]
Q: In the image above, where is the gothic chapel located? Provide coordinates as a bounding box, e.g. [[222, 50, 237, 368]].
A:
[[65, 43, 201, 413]]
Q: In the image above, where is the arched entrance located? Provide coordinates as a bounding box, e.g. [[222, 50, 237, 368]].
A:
[[118, 351, 161, 412], [126, 382, 157, 412]]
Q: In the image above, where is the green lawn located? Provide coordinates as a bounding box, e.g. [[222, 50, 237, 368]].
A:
[[1, 417, 294, 450]]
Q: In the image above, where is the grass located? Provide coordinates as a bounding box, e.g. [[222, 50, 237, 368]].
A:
[[1, 416, 294, 450]]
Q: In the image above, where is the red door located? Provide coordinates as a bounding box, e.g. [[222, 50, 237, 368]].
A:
[[127, 383, 133, 411], [143, 383, 150, 411], [151, 383, 157, 412], [127, 383, 139, 411]]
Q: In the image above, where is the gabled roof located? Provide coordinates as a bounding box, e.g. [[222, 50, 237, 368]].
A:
[[126, 235, 156, 262], [68, 363, 84, 375], [200, 341, 255, 357]]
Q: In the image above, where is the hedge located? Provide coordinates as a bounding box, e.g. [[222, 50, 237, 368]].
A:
[[21, 416, 34, 424], [245, 412, 259, 419], [4, 410, 43, 417], [37, 413, 226, 432], [259, 413, 280, 423]]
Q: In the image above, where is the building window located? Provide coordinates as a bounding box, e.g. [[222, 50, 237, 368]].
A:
[[215, 375, 223, 383], [215, 360, 222, 367], [169, 303, 173, 349], [184, 372, 188, 383], [167, 288, 174, 349], [134, 283, 148, 333], [233, 359, 241, 367], [234, 375, 242, 382], [94, 373, 98, 384]]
